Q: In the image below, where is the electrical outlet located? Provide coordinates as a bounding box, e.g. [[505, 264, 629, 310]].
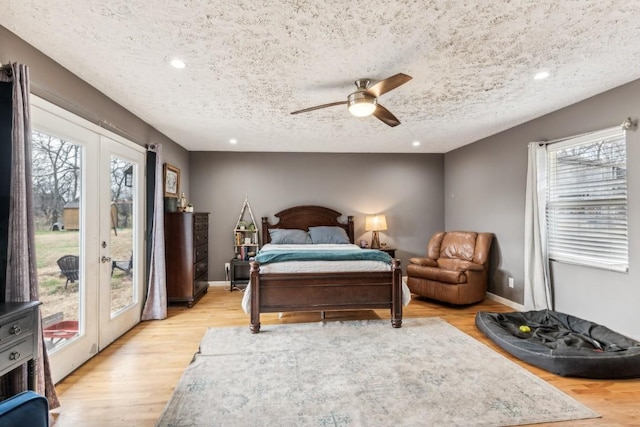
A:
[[224, 262, 230, 271], [508, 277, 514, 288]]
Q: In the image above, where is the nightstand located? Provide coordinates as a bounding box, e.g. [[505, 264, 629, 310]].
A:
[[376, 247, 396, 258], [0, 302, 40, 391], [230, 258, 250, 291]]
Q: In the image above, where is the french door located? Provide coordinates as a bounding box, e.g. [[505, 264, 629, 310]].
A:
[[31, 96, 145, 383]]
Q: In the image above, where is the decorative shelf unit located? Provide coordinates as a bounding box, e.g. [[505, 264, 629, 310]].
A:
[[230, 199, 258, 291], [233, 198, 259, 261]]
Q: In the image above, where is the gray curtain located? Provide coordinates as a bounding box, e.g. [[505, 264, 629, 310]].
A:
[[141, 144, 167, 320], [1, 63, 59, 407]]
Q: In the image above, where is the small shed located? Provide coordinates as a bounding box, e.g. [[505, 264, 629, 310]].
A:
[[63, 200, 79, 230]]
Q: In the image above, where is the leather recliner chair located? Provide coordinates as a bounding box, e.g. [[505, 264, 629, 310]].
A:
[[406, 231, 493, 305]]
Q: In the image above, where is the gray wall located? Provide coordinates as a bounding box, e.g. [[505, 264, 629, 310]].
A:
[[189, 152, 444, 281], [8, 24, 639, 339], [0, 25, 189, 184], [445, 78, 640, 340]]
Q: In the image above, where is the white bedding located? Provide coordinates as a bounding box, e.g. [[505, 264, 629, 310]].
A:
[[241, 244, 411, 313]]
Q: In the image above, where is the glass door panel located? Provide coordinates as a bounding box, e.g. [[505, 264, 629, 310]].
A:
[[109, 156, 135, 316], [31, 97, 101, 384], [32, 129, 82, 351], [98, 136, 144, 350]]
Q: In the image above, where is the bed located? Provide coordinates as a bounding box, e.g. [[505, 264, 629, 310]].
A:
[[243, 205, 406, 333]]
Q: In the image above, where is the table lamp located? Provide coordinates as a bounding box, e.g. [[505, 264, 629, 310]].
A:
[[365, 215, 387, 249]]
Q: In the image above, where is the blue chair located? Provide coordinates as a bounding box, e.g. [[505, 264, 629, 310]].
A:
[[0, 391, 49, 427]]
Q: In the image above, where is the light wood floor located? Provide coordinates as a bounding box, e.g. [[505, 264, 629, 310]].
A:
[[52, 286, 640, 426]]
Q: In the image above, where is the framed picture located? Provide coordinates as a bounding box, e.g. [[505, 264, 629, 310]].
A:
[[163, 163, 180, 198]]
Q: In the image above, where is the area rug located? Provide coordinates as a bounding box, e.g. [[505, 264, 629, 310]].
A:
[[157, 318, 599, 426]]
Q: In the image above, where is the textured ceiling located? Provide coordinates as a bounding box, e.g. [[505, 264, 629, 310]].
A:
[[2, 1, 640, 153]]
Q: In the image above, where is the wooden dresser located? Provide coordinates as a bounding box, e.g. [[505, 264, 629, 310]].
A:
[[164, 212, 209, 307], [0, 301, 40, 390]]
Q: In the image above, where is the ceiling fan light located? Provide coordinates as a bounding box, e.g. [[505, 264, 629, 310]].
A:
[[348, 92, 377, 117], [349, 102, 376, 117]]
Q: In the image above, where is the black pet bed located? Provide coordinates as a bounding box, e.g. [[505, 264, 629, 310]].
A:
[[475, 310, 640, 378]]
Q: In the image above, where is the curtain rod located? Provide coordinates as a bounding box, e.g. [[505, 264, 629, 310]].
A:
[[1, 63, 13, 76], [30, 81, 148, 147], [4, 62, 155, 148], [538, 117, 637, 146]]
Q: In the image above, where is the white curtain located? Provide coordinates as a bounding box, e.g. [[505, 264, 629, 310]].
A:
[[524, 142, 553, 310], [141, 144, 167, 320]]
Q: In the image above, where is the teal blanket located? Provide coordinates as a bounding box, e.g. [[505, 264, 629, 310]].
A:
[[255, 249, 392, 265]]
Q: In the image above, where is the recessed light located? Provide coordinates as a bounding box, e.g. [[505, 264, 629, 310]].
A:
[[170, 59, 186, 69], [229, 139, 237, 144], [412, 141, 420, 147], [534, 70, 550, 80]]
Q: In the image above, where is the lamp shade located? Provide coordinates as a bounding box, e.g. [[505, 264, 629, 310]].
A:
[[365, 215, 387, 231]]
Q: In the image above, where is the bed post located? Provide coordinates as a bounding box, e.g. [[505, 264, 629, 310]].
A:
[[391, 258, 402, 328], [249, 261, 261, 333], [261, 216, 270, 245], [347, 215, 355, 243]]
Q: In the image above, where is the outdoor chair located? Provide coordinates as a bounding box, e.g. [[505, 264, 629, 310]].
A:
[[56, 255, 79, 290], [111, 253, 133, 276]]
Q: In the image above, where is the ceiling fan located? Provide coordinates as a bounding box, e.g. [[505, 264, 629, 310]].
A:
[[290, 73, 412, 127]]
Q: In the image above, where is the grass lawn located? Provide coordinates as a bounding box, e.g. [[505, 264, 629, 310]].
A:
[[36, 228, 134, 324]]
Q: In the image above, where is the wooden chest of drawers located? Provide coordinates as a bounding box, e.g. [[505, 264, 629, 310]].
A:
[[164, 212, 209, 307], [0, 302, 40, 390]]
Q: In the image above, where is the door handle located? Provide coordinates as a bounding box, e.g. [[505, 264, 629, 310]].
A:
[[101, 256, 112, 263]]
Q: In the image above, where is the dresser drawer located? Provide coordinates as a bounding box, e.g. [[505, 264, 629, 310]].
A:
[[194, 230, 208, 247], [194, 214, 208, 230], [194, 260, 208, 280], [194, 277, 208, 296], [0, 335, 35, 375], [195, 244, 208, 262], [0, 310, 35, 346]]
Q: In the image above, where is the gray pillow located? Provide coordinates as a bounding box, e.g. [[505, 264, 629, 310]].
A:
[[308, 226, 350, 244], [269, 228, 312, 244]]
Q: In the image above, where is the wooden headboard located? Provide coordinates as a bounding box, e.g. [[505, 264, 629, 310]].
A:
[[261, 205, 355, 244]]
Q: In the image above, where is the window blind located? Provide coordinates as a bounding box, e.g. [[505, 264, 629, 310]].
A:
[[546, 127, 628, 272]]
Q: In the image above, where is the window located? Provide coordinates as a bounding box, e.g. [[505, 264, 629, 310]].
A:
[[546, 127, 628, 272]]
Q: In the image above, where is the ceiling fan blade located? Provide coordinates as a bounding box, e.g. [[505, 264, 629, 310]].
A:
[[290, 101, 348, 115], [366, 73, 412, 98], [373, 104, 401, 127]]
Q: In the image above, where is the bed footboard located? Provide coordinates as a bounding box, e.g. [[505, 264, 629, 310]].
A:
[[249, 259, 402, 333]]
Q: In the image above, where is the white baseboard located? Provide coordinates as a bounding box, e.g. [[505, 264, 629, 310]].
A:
[[208, 281, 227, 287], [486, 292, 525, 311]]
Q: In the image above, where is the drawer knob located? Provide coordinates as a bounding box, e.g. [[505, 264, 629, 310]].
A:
[[10, 325, 21, 335], [9, 351, 21, 361]]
